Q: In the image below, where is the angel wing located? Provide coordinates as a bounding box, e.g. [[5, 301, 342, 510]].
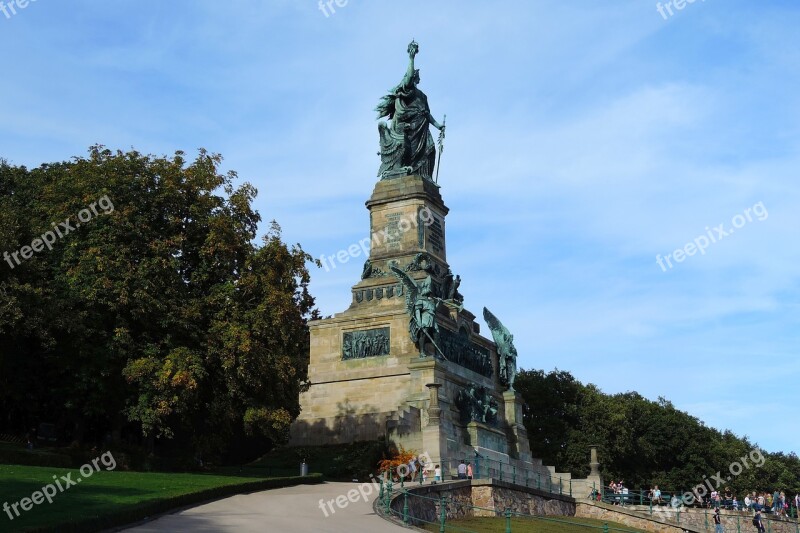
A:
[[483, 307, 512, 349], [390, 263, 418, 316]]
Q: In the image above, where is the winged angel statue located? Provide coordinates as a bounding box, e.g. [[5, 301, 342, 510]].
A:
[[390, 264, 445, 359], [482, 308, 518, 390]]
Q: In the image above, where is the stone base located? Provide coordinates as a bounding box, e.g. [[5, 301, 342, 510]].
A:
[[290, 173, 562, 486], [466, 421, 508, 454]]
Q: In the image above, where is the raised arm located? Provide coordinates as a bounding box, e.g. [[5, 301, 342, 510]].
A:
[[401, 41, 419, 89]]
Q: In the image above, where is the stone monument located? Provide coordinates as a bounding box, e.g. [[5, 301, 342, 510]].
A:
[[289, 42, 582, 487]]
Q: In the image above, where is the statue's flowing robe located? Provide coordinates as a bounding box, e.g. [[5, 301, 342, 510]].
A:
[[377, 84, 437, 179]]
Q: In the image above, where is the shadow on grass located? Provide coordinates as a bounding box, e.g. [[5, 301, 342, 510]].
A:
[[0, 470, 323, 533]]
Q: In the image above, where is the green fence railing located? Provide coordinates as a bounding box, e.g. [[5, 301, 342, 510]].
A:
[[396, 456, 573, 498], [600, 487, 796, 513], [598, 487, 799, 533]]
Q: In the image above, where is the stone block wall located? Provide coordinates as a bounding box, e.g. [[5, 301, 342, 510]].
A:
[[387, 479, 577, 527], [575, 503, 690, 533]]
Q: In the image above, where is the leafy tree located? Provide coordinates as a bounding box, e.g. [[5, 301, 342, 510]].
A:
[[0, 147, 317, 463], [516, 368, 800, 499]]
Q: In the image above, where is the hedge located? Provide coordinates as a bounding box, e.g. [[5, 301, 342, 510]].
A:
[[0, 448, 72, 469]]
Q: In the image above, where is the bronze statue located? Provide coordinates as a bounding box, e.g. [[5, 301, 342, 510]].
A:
[[483, 307, 518, 391], [455, 384, 499, 425], [391, 264, 444, 358], [376, 41, 446, 181]]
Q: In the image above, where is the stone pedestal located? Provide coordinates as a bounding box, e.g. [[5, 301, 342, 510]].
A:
[[503, 390, 532, 462], [289, 174, 544, 481], [587, 445, 603, 492], [365, 174, 449, 265], [426, 382, 443, 426], [589, 445, 601, 477], [466, 421, 509, 454]]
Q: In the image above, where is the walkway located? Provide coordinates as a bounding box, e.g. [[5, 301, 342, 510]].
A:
[[124, 481, 407, 533]]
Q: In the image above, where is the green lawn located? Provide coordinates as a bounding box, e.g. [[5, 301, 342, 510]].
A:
[[421, 516, 648, 533], [0, 464, 320, 532]]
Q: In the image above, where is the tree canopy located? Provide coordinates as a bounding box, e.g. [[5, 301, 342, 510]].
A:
[[0, 147, 317, 463], [516, 368, 800, 497]]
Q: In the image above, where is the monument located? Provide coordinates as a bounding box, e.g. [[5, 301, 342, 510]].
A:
[[290, 42, 597, 492]]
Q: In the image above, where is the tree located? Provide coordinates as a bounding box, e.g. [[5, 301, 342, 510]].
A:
[[0, 147, 317, 462], [516, 368, 799, 498]]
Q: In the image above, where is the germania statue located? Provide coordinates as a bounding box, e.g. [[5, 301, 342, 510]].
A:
[[376, 40, 446, 181]]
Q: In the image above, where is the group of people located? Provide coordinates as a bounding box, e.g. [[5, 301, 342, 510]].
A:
[[403, 459, 474, 484], [456, 460, 474, 480], [609, 480, 628, 494], [709, 506, 767, 533], [607, 480, 629, 504], [743, 491, 797, 519]]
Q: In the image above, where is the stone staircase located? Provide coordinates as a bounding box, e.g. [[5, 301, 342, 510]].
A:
[[382, 405, 573, 495], [546, 464, 573, 483], [386, 406, 422, 449]]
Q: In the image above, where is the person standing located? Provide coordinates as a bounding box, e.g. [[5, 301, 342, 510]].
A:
[[457, 460, 467, 480], [753, 509, 766, 533], [753, 509, 765, 532], [713, 508, 724, 533], [466, 462, 473, 480], [434, 464, 441, 484]]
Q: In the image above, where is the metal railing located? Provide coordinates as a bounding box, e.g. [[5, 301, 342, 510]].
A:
[[600, 487, 797, 513], [598, 487, 800, 533], [398, 456, 573, 497]]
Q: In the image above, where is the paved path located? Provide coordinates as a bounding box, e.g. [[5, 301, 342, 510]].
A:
[[124, 481, 409, 533]]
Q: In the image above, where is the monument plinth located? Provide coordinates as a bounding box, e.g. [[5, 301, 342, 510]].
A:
[[289, 169, 530, 469]]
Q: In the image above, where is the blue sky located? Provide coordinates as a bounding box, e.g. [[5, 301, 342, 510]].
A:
[[2, 1, 799, 454]]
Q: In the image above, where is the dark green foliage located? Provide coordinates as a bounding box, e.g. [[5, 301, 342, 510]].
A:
[[0, 443, 72, 469], [0, 147, 317, 463], [516, 369, 800, 496], [252, 440, 391, 480]]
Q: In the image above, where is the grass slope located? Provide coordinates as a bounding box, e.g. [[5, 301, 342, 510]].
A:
[[0, 464, 321, 533]]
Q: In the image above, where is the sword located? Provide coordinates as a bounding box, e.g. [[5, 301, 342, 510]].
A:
[[421, 329, 447, 360], [435, 114, 446, 184]]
